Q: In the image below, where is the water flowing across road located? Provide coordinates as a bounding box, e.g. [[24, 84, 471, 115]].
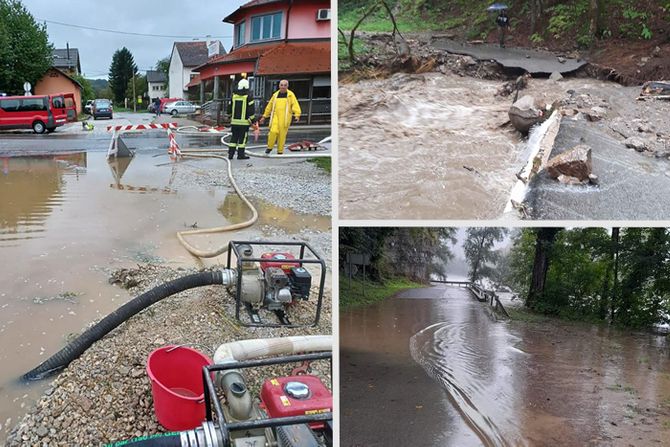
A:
[[340, 284, 670, 446]]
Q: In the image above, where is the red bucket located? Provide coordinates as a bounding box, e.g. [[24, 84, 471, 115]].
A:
[[146, 345, 212, 430]]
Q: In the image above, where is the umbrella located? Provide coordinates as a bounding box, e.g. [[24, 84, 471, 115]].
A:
[[487, 3, 509, 11]]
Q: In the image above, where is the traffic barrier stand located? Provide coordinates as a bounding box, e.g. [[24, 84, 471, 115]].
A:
[[106, 123, 177, 159]]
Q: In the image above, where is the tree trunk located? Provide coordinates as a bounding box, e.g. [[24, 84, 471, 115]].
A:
[[610, 227, 620, 322], [526, 228, 560, 309]]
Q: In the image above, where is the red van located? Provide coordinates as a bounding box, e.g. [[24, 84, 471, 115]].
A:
[[0, 94, 69, 134]]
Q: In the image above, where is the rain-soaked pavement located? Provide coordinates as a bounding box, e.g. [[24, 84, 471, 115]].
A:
[[340, 285, 670, 446], [0, 134, 330, 439]]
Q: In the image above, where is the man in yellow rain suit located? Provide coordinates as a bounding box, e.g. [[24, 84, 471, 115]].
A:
[[259, 79, 301, 155]]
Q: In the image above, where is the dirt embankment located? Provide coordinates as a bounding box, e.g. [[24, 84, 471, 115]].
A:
[[341, 32, 669, 86]]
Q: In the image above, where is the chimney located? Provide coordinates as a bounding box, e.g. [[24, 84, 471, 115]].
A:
[[66, 43, 70, 68]]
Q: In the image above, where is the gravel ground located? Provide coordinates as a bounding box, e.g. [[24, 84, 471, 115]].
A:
[[171, 158, 332, 217], [5, 137, 332, 446], [6, 264, 332, 446]]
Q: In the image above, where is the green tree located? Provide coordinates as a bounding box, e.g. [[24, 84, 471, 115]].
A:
[[155, 56, 170, 93], [71, 73, 94, 103], [0, 0, 53, 94], [125, 73, 147, 110], [108, 47, 137, 104], [463, 227, 506, 283]]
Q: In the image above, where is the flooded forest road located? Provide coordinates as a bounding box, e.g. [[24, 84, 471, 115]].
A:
[[340, 285, 670, 446]]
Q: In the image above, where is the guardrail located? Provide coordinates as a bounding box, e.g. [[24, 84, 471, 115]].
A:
[[432, 280, 510, 318], [469, 283, 510, 318], [429, 280, 470, 287]]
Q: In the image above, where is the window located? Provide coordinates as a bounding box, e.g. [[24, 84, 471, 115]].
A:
[[19, 98, 47, 111], [251, 12, 282, 42], [236, 21, 246, 46], [0, 99, 20, 111]]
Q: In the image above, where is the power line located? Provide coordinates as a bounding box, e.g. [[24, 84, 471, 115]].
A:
[[38, 18, 231, 39]]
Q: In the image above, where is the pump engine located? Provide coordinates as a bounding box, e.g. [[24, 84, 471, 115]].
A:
[[226, 241, 325, 327]]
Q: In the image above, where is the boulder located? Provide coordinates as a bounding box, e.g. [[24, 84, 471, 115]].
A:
[[508, 95, 545, 134], [557, 174, 584, 185], [624, 137, 648, 152], [586, 106, 607, 121], [545, 144, 592, 182]]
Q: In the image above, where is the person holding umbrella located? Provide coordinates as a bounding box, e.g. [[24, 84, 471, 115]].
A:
[[488, 3, 510, 48]]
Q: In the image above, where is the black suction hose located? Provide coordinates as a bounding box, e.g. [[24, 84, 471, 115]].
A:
[[22, 270, 224, 382], [105, 433, 182, 447]]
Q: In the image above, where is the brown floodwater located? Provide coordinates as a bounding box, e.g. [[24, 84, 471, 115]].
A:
[[340, 285, 670, 446], [0, 150, 329, 439], [338, 73, 633, 220]]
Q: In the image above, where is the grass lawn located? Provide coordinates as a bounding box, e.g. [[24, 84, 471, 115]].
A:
[[339, 275, 424, 309], [308, 157, 331, 173]]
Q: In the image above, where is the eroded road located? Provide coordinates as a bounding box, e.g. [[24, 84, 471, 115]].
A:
[[340, 285, 670, 446]]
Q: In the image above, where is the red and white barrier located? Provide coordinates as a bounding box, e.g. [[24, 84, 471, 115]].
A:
[[106, 123, 179, 159], [167, 129, 182, 157], [106, 123, 177, 132]]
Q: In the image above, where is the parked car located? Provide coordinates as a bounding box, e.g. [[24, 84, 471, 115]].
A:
[[159, 97, 183, 113], [164, 100, 199, 116], [0, 94, 68, 134], [92, 98, 113, 120], [84, 100, 94, 114]]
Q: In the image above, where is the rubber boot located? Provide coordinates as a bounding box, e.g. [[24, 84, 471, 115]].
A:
[[237, 148, 250, 160], [228, 147, 236, 160]]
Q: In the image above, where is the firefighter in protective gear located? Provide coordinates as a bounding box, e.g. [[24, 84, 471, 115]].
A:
[[259, 79, 301, 155], [227, 78, 256, 160]]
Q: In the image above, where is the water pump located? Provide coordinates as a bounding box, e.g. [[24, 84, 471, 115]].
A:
[[181, 352, 333, 447], [225, 241, 326, 327]]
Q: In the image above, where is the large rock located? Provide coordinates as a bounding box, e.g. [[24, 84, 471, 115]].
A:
[[545, 144, 592, 182], [509, 95, 546, 134], [624, 136, 648, 152]]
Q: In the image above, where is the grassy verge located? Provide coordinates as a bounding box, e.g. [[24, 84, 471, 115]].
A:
[[308, 157, 331, 173], [506, 306, 553, 324], [339, 275, 424, 310]]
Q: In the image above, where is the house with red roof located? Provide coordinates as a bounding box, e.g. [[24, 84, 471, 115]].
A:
[[168, 41, 225, 98], [192, 0, 331, 124]]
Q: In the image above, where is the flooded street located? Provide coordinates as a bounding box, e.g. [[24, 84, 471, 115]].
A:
[[0, 147, 330, 439], [338, 72, 656, 220], [341, 285, 670, 446]]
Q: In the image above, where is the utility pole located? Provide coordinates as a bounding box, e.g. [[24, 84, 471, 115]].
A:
[[132, 71, 136, 112]]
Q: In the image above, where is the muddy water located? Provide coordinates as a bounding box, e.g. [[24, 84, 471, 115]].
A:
[[338, 73, 633, 220], [340, 285, 670, 446], [0, 150, 327, 439], [339, 73, 523, 219]]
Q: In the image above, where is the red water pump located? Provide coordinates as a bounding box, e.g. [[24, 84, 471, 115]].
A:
[[260, 375, 332, 428], [226, 241, 325, 327]]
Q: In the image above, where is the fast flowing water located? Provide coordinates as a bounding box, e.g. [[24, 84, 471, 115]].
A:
[[340, 285, 670, 446], [338, 73, 523, 219], [0, 149, 329, 440]]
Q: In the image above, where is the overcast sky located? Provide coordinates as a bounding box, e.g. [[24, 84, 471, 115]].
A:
[[22, 0, 247, 79]]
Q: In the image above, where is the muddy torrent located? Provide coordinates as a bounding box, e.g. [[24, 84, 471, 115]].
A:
[[339, 72, 523, 219]]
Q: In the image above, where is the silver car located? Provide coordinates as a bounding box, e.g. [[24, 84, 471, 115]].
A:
[[164, 100, 199, 116]]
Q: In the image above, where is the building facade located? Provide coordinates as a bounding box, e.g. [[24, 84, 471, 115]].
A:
[[35, 67, 82, 114], [146, 70, 168, 99], [192, 0, 331, 124], [168, 41, 224, 99]]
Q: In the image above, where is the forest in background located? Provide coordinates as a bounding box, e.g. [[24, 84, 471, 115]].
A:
[[339, 0, 670, 80], [340, 227, 670, 330]]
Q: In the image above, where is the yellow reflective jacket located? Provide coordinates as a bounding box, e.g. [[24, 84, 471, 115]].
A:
[[263, 89, 301, 130]]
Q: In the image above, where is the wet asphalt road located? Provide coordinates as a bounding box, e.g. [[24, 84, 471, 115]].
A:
[[432, 38, 586, 75], [525, 118, 670, 220]]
